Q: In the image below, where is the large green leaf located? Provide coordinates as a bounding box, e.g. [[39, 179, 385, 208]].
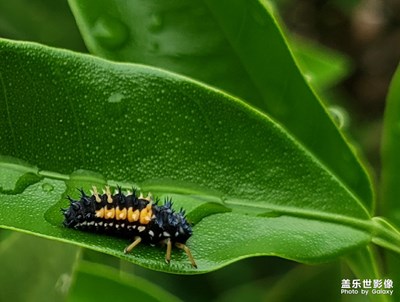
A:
[[0, 38, 383, 274], [68, 0, 373, 210]]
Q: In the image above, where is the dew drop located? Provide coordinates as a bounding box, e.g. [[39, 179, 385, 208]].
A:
[[105, 92, 126, 117], [92, 16, 129, 49], [41, 183, 54, 192], [148, 13, 163, 32], [107, 92, 124, 103], [328, 106, 349, 129]]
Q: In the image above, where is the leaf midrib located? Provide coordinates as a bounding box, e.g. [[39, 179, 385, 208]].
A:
[[226, 200, 373, 233], [39, 168, 374, 234]]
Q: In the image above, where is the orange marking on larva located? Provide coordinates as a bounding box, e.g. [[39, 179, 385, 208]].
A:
[[104, 207, 115, 219], [139, 204, 153, 224], [116, 207, 127, 220], [127, 207, 140, 223], [132, 209, 140, 221], [95, 207, 104, 218]]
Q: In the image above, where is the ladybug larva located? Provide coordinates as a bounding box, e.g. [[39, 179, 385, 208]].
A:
[[62, 185, 197, 268]]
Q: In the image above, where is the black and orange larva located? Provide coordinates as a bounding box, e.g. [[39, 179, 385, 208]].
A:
[[62, 185, 197, 268]]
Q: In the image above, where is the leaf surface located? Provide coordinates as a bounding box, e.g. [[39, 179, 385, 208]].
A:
[[68, 0, 373, 210], [0, 39, 372, 273]]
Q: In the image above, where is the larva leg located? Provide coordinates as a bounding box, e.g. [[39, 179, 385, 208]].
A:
[[165, 238, 172, 264], [124, 236, 142, 253], [175, 242, 197, 268]]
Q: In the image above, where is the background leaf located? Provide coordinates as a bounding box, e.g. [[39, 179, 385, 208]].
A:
[[290, 37, 352, 91], [0, 0, 85, 51], [380, 65, 400, 301], [0, 231, 78, 302], [381, 63, 400, 223], [67, 261, 180, 302], [217, 263, 340, 302], [68, 0, 374, 210], [0, 39, 372, 273], [378, 62, 400, 302]]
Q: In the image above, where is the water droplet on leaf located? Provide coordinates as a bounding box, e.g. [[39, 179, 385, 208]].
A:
[[107, 92, 124, 103], [41, 183, 54, 192], [328, 106, 349, 129], [148, 13, 163, 32], [92, 16, 129, 49]]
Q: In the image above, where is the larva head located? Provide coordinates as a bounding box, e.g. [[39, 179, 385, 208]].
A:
[[62, 194, 93, 228], [155, 201, 193, 243], [174, 210, 193, 243], [62, 201, 81, 227]]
